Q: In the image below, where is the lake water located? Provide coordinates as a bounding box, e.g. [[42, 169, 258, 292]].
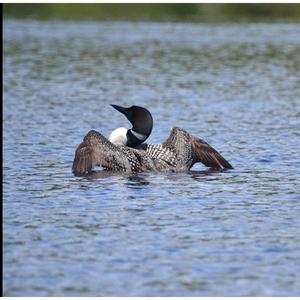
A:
[[3, 19, 300, 296]]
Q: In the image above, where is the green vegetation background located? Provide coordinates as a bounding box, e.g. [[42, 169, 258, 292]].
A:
[[4, 4, 300, 22]]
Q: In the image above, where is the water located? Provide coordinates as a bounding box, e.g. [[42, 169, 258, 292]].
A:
[[3, 19, 300, 296]]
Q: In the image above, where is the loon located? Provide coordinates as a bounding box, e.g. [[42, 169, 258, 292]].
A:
[[72, 104, 233, 175]]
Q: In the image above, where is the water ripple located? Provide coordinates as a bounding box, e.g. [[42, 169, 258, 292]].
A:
[[3, 20, 300, 296]]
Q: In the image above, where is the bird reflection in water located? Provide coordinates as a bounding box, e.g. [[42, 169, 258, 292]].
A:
[[124, 175, 150, 189], [188, 168, 227, 182], [80, 167, 228, 189], [85, 169, 150, 188]]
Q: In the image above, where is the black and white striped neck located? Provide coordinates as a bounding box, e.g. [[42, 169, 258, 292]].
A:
[[111, 104, 153, 147], [127, 129, 148, 147]]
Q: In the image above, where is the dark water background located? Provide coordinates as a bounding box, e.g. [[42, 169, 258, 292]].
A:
[[3, 20, 300, 296]]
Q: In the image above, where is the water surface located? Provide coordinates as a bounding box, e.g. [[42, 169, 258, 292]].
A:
[[3, 20, 300, 296]]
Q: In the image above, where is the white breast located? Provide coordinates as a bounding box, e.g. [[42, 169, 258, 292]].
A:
[[109, 127, 128, 146]]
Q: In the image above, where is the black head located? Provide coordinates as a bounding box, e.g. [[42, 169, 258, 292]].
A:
[[110, 104, 153, 145]]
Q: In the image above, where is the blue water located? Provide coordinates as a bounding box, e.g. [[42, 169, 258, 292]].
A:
[[3, 20, 300, 296]]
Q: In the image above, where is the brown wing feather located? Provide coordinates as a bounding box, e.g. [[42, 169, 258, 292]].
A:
[[190, 135, 233, 169], [163, 127, 233, 170], [163, 127, 193, 171], [72, 130, 132, 175], [72, 142, 94, 175]]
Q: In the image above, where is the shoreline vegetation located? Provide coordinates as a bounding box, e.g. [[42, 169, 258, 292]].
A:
[[4, 4, 300, 23]]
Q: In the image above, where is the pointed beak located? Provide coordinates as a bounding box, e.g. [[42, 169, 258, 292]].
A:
[[110, 104, 129, 116]]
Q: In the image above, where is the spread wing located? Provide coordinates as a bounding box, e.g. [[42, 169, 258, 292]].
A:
[[163, 127, 233, 170], [139, 143, 177, 169], [190, 134, 233, 169], [72, 130, 133, 175]]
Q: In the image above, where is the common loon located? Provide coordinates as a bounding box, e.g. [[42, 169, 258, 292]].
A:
[[72, 104, 233, 175], [108, 104, 153, 147]]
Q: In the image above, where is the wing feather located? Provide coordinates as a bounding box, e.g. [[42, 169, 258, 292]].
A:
[[163, 127, 233, 170], [72, 130, 132, 175], [190, 135, 233, 169]]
